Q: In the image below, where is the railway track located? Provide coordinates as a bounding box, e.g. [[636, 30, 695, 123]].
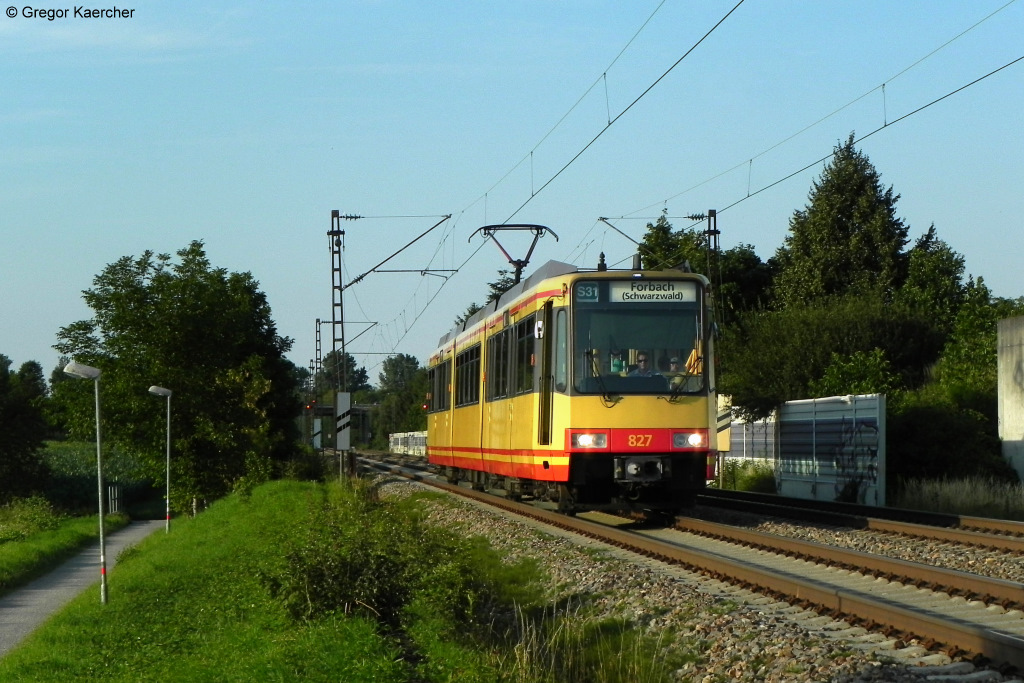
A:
[[700, 489, 1024, 553], [354, 451, 1024, 674]]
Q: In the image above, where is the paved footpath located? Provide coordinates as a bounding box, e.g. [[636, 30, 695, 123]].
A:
[[0, 520, 165, 658]]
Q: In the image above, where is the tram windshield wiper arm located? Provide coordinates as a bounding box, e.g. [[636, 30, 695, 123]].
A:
[[667, 373, 691, 402], [584, 350, 616, 404]]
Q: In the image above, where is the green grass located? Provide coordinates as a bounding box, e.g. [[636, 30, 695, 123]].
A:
[[496, 608, 686, 683], [0, 480, 410, 682], [0, 479, 690, 682], [0, 500, 128, 597]]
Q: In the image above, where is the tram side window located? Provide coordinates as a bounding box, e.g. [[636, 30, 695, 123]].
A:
[[486, 329, 512, 401], [428, 360, 451, 412], [426, 366, 435, 412], [514, 314, 535, 395], [455, 345, 481, 407]]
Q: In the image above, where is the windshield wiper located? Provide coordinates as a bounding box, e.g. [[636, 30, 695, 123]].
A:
[[583, 350, 617, 406], [667, 360, 702, 402]]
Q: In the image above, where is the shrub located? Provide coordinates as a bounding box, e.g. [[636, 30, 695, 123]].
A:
[[277, 445, 328, 482], [0, 497, 64, 543], [887, 387, 1015, 486], [713, 460, 776, 493], [261, 479, 542, 633]]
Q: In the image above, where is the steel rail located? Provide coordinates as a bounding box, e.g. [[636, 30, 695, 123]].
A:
[[698, 490, 1024, 552], [675, 517, 1024, 606]]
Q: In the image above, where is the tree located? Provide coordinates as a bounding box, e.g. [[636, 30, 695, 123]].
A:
[[638, 212, 703, 272], [715, 243, 774, 323], [454, 303, 483, 327], [318, 350, 371, 395], [808, 349, 902, 397], [895, 225, 967, 336], [636, 213, 772, 324], [378, 353, 421, 394], [0, 355, 50, 500], [486, 269, 516, 302], [371, 354, 427, 448], [884, 280, 1024, 486], [53, 241, 300, 508], [935, 278, 1024, 405], [773, 134, 909, 308], [720, 294, 942, 419]]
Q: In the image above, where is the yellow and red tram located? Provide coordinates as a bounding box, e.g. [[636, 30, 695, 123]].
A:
[[426, 260, 716, 513]]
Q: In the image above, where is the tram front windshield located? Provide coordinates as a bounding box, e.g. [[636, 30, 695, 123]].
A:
[[572, 278, 704, 395]]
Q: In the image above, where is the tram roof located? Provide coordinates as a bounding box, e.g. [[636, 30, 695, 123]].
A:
[[437, 260, 578, 347]]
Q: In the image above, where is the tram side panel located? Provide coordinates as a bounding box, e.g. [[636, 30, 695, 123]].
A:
[[451, 336, 486, 472], [426, 354, 454, 467]]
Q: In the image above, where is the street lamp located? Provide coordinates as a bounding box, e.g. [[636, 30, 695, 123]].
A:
[[63, 361, 107, 605], [148, 386, 172, 533]]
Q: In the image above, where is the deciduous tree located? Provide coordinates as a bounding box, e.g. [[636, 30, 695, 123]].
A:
[[53, 241, 300, 507], [318, 350, 371, 395], [638, 212, 703, 271], [720, 295, 942, 419], [895, 225, 967, 336], [0, 356, 50, 500], [637, 213, 772, 322], [372, 354, 427, 447]]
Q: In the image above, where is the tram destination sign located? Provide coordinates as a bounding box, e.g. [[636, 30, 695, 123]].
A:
[[608, 280, 697, 303]]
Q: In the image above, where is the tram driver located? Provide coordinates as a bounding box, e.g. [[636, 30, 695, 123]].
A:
[[627, 352, 659, 377]]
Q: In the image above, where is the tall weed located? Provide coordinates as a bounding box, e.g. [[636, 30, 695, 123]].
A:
[[497, 605, 683, 683], [895, 477, 1024, 520]]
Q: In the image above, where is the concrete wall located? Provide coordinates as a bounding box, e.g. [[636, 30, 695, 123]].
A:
[[999, 317, 1024, 479]]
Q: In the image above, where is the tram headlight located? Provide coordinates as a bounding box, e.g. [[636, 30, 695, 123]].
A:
[[673, 431, 706, 449], [572, 433, 608, 448]]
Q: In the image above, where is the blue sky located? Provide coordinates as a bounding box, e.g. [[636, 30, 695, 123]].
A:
[[2, 1, 1022, 384]]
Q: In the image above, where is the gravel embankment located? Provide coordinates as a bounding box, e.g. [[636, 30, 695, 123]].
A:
[[376, 477, 1024, 683]]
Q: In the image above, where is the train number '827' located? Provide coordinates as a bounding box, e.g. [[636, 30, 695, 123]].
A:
[[627, 433, 652, 448]]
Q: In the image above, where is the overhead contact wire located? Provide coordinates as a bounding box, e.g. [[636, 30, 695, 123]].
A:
[[717, 53, 1024, 215], [620, 0, 1020, 219], [504, 0, 746, 222]]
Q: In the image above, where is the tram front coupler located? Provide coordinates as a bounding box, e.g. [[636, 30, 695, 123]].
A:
[[613, 455, 672, 483]]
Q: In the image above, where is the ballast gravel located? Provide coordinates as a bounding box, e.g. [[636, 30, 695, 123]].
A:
[[693, 506, 1024, 586], [374, 476, 1023, 683]]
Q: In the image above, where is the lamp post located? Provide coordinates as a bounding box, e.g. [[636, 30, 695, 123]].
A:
[[63, 361, 107, 604], [148, 386, 172, 533]]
